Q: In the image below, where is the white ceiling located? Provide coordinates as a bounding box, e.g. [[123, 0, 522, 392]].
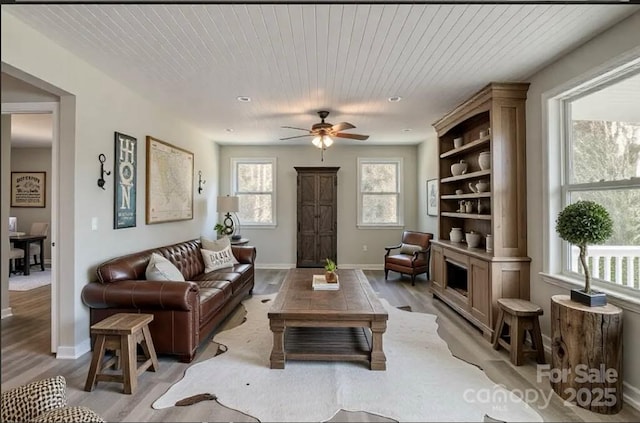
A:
[[3, 4, 638, 146]]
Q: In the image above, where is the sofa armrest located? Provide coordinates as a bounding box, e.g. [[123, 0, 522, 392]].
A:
[[81, 280, 198, 311], [232, 246, 256, 264]]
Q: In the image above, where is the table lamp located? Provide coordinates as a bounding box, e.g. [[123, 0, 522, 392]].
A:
[[216, 195, 241, 240]]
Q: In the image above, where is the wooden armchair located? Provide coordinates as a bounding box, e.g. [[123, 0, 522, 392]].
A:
[[384, 231, 433, 285]]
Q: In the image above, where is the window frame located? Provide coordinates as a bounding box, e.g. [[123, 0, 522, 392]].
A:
[[542, 58, 640, 303], [230, 157, 277, 228], [356, 157, 404, 228]]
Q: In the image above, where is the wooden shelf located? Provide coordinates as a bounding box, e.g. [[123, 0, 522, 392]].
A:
[[441, 169, 491, 183], [431, 82, 530, 341], [441, 192, 491, 200], [441, 212, 492, 220], [440, 136, 490, 158]]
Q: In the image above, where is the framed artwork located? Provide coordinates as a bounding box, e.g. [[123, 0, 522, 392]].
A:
[[145, 136, 194, 224], [11, 171, 46, 208], [114, 132, 137, 229], [427, 178, 439, 217]]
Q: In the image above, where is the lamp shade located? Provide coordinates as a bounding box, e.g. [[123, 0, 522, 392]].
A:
[[217, 195, 239, 212]]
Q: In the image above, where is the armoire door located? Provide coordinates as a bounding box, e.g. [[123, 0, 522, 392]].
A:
[[295, 167, 339, 268]]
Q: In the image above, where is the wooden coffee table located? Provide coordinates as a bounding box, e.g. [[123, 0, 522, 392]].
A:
[[268, 268, 388, 370]]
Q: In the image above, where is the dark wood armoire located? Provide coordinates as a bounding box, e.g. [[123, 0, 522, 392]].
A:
[[295, 167, 339, 268]]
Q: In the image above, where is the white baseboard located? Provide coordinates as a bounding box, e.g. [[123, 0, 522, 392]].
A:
[[1, 307, 13, 319], [56, 339, 90, 359], [255, 263, 385, 270], [255, 263, 295, 269], [339, 264, 384, 270]]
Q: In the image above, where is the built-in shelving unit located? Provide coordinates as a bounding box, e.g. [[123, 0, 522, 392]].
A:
[[430, 82, 531, 340]]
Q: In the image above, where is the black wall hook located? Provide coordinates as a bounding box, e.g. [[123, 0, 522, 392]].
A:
[[97, 154, 111, 190], [198, 170, 206, 194]]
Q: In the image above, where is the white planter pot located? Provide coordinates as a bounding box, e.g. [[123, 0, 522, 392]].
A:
[[478, 151, 491, 170]]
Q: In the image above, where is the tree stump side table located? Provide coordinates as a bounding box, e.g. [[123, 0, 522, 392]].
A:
[[550, 295, 623, 414]]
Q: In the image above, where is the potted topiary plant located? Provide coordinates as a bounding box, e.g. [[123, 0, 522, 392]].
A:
[[555, 200, 613, 306], [324, 258, 338, 283]]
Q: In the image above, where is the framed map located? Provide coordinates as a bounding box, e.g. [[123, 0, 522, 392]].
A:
[[145, 136, 194, 224]]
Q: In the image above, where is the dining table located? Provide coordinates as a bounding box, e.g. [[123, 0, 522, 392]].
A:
[[9, 234, 47, 275]]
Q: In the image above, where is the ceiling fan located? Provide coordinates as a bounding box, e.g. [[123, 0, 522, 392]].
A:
[[280, 111, 369, 161]]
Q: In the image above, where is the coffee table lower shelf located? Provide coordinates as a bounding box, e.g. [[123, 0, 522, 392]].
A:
[[283, 327, 372, 363]]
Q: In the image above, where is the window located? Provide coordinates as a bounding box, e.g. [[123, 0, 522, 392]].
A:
[[357, 158, 403, 227], [559, 70, 640, 293], [231, 158, 276, 226]]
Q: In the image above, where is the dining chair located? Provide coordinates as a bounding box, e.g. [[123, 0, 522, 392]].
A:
[[9, 243, 25, 276], [27, 222, 49, 270]]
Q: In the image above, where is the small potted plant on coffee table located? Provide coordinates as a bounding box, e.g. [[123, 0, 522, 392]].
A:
[[324, 258, 338, 283], [555, 200, 613, 306]]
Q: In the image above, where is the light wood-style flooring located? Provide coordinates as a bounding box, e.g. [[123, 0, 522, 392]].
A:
[[2, 269, 639, 422]]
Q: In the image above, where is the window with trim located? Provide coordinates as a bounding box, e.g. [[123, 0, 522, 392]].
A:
[[357, 158, 403, 227], [560, 70, 640, 294], [231, 158, 276, 226]]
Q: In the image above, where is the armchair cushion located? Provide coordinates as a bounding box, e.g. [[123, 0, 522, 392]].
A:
[[399, 243, 423, 255]]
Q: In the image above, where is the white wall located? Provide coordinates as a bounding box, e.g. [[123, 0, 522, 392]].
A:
[[526, 11, 640, 406], [1, 114, 12, 318], [417, 134, 439, 238], [10, 147, 52, 260], [218, 144, 419, 268], [1, 10, 220, 356]]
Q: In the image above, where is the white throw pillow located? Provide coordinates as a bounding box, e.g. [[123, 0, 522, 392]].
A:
[[201, 246, 238, 272], [400, 243, 423, 255], [145, 253, 185, 281], [201, 237, 238, 259]]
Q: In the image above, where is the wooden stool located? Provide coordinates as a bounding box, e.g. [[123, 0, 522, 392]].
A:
[[492, 298, 546, 366], [85, 313, 159, 394]]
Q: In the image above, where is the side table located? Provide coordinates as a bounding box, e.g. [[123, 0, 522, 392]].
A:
[[550, 295, 622, 414], [231, 238, 250, 246]]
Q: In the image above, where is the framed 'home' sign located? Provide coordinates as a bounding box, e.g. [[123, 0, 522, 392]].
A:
[[11, 171, 46, 208], [114, 132, 137, 229]]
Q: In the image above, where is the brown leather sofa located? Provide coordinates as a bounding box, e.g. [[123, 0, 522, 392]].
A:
[[81, 239, 256, 363]]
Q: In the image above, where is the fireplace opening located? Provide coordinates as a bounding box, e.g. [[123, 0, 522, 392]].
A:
[[446, 259, 468, 297]]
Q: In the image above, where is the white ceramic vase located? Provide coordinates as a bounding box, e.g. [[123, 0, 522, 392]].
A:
[[451, 160, 468, 176], [450, 227, 463, 243], [478, 151, 491, 170], [465, 232, 481, 248]]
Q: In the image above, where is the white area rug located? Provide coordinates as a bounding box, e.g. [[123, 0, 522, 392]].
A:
[[153, 295, 542, 422], [8, 269, 51, 291]]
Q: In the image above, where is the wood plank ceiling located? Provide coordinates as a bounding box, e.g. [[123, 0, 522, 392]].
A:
[[3, 4, 638, 145]]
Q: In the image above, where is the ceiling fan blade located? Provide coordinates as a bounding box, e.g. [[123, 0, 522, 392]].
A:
[[331, 122, 355, 132], [334, 132, 369, 140], [281, 126, 311, 132], [279, 134, 313, 140]]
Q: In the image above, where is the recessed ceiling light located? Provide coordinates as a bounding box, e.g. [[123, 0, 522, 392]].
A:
[[388, 96, 402, 102], [225, 128, 234, 132], [237, 96, 251, 102]]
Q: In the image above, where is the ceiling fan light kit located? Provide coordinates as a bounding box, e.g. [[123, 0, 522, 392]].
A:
[[281, 110, 369, 161]]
